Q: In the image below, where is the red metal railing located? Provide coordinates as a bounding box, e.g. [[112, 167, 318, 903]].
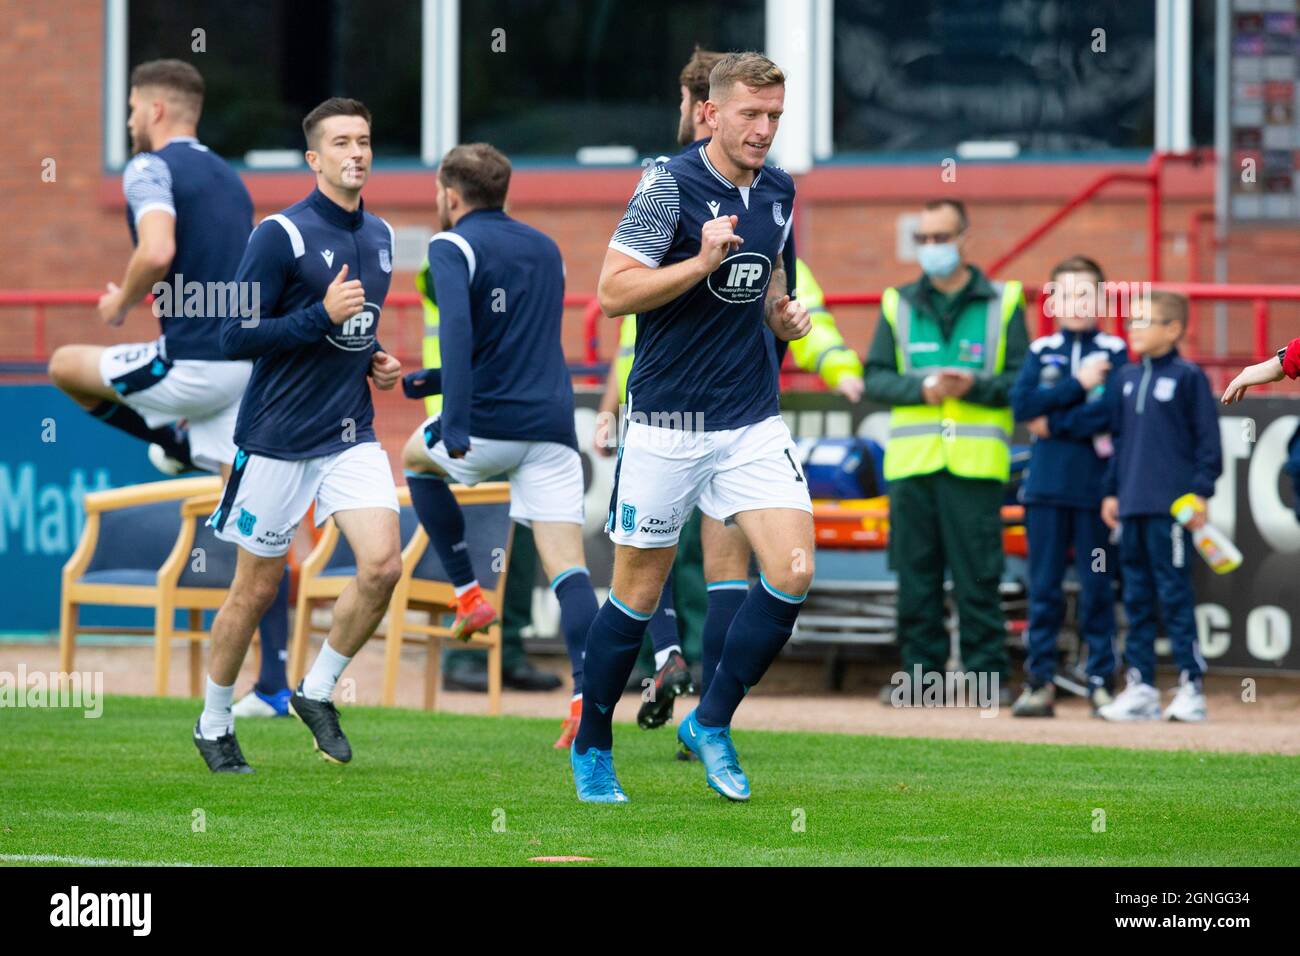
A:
[[7, 283, 1300, 393], [0, 290, 598, 373], [986, 150, 1210, 283]]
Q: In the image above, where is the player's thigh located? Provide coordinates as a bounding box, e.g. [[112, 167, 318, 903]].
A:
[[702, 416, 812, 590], [511, 442, 584, 527], [402, 424, 446, 475], [607, 421, 710, 549], [609, 542, 678, 615], [211, 452, 316, 558], [700, 513, 752, 583], [48, 344, 116, 401], [316, 443, 402, 575], [332, 507, 402, 586], [732, 506, 815, 595]]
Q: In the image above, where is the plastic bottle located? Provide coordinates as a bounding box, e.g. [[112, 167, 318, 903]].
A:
[[1170, 493, 1243, 574]]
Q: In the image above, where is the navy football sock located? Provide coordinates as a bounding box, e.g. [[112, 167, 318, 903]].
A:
[[696, 575, 805, 728], [90, 400, 191, 463], [700, 580, 747, 697], [406, 472, 476, 588], [647, 574, 679, 655], [253, 568, 290, 696], [551, 566, 598, 696], [573, 596, 650, 752]]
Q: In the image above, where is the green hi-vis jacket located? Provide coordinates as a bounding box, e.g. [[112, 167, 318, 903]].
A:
[[615, 258, 864, 403], [416, 257, 442, 416], [864, 266, 1027, 482]]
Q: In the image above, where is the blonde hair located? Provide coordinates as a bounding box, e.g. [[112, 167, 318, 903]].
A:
[[708, 52, 785, 102]]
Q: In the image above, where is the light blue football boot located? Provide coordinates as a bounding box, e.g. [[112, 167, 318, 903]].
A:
[[677, 708, 750, 801], [570, 744, 629, 803]]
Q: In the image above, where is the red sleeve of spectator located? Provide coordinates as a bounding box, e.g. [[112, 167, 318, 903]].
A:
[[1285, 339, 1300, 380]]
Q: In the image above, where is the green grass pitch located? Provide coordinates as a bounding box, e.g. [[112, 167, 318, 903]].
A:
[[1, 696, 1296, 866]]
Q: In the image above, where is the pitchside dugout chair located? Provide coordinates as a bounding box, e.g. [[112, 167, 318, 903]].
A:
[[59, 476, 249, 696], [288, 483, 513, 713]]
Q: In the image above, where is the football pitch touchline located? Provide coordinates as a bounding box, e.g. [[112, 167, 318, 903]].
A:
[[0, 853, 193, 868]]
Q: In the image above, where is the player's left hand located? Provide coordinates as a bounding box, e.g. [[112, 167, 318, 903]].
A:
[[1185, 495, 1208, 531], [1222, 357, 1285, 404], [1026, 416, 1050, 439], [97, 282, 127, 326], [767, 295, 811, 341], [370, 351, 402, 390]]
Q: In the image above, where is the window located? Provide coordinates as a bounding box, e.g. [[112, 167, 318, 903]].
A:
[[832, 0, 1157, 155], [126, 0, 421, 162], [459, 0, 764, 160]]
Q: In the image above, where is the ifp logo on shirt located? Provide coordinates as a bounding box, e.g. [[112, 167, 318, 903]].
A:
[[327, 300, 382, 351], [708, 251, 771, 304]]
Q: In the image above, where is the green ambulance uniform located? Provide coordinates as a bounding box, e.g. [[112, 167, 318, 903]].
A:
[[419, 258, 532, 674], [863, 265, 1027, 682], [618, 258, 862, 671]]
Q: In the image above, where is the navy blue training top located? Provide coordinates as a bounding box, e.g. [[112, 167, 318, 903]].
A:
[[123, 136, 254, 360], [222, 188, 394, 460]]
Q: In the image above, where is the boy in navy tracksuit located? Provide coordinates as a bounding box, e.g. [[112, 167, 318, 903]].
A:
[[1098, 291, 1221, 722], [1011, 257, 1128, 716]]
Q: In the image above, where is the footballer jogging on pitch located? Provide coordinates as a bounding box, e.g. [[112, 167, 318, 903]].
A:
[[47, 59, 293, 712], [401, 143, 599, 747], [573, 52, 814, 804], [193, 97, 403, 773]]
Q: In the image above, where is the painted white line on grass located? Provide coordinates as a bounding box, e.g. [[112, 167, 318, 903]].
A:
[[0, 853, 193, 867]]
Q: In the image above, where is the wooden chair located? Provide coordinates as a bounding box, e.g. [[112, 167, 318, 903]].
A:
[[383, 483, 514, 713], [59, 475, 241, 696]]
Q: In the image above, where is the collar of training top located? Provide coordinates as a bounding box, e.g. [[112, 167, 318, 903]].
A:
[[308, 187, 366, 231]]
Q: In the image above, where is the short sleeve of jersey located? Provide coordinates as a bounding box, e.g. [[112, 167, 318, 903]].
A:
[[122, 154, 176, 223], [609, 165, 680, 268]]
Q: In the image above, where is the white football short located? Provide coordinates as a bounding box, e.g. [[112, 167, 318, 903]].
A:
[[99, 339, 251, 473], [210, 441, 399, 557], [418, 415, 584, 526], [607, 414, 812, 548]]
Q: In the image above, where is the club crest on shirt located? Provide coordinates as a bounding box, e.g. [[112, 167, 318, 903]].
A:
[[379, 248, 392, 273], [326, 301, 381, 351], [772, 201, 785, 226]]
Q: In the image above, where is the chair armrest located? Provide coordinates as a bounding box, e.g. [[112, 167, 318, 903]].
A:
[[82, 476, 222, 514]]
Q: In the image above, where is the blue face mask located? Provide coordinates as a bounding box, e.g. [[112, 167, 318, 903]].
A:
[[917, 242, 961, 279]]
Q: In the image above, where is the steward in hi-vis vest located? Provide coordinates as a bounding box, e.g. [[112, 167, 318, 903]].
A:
[[863, 199, 1028, 692]]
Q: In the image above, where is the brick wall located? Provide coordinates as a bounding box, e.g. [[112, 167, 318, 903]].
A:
[[9, 1, 1300, 475]]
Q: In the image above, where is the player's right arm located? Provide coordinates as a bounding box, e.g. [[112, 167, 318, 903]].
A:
[[100, 157, 178, 325], [220, 221, 358, 359], [598, 165, 737, 317], [426, 235, 475, 457]]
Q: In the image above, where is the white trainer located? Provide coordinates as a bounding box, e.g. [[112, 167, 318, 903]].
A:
[[148, 442, 187, 476], [232, 691, 279, 718], [1163, 671, 1208, 722], [1097, 669, 1161, 721]]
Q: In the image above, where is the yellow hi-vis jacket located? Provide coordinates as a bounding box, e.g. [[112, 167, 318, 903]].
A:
[[880, 280, 1022, 482], [615, 258, 860, 403], [416, 257, 441, 416]]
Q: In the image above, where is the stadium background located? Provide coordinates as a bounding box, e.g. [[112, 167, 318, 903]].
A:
[[4, 0, 1300, 672]]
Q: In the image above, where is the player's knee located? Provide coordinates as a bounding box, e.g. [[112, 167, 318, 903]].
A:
[[764, 564, 813, 599], [402, 434, 432, 472], [358, 554, 402, 599], [48, 346, 79, 390]]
